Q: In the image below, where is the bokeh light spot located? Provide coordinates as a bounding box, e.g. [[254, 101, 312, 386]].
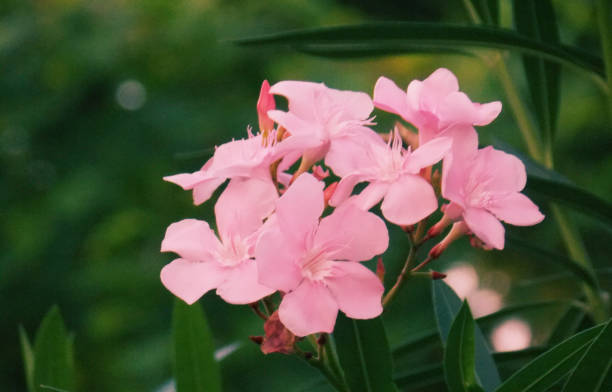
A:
[[116, 79, 147, 111]]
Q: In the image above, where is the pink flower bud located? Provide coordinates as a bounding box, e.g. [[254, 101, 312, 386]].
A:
[[257, 80, 276, 133], [323, 181, 338, 206], [312, 165, 330, 180]]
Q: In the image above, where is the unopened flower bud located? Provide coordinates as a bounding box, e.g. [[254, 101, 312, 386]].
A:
[[431, 271, 447, 280], [429, 222, 468, 259], [323, 182, 338, 206], [257, 80, 276, 134], [376, 257, 385, 283], [249, 336, 264, 345], [312, 165, 330, 180]]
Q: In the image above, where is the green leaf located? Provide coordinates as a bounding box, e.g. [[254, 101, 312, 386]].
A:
[[548, 306, 586, 345], [333, 314, 397, 392], [495, 324, 605, 392], [19, 325, 35, 392], [433, 281, 501, 391], [526, 176, 612, 228], [563, 319, 612, 391], [505, 235, 598, 288], [32, 306, 75, 392], [172, 300, 221, 392], [473, 0, 499, 25], [444, 301, 484, 392], [514, 0, 561, 145], [233, 23, 604, 76]]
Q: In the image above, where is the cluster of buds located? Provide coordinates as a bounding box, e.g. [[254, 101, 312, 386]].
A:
[[160, 69, 544, 350]]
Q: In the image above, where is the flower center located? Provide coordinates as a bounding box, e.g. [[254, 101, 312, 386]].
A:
[[300, 247, 334, 281], [217, 236, 250, 267]]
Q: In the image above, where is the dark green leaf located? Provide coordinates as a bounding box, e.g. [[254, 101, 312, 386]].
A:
[[563, 319, 612, 391], [473, 0, 499, 25], [444, 301, 483, 392], [505, 235, 598, 288], [333, 314, 397, 392], [172, 300, 221, 392], [33, 306, 75, 392], [495, 324, 605, 392], [514, 0, 561, 145], [433, 281, 501, 391], [19, 325, 35, 392], [548, 306, 586, 345], [233, 23, 604, 76], [297, 43, 474, 59]]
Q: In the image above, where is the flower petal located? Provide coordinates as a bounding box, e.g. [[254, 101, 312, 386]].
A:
[[315, 204, 388, 261], [349, 181, 389, 211], [473, 101, 502, 126], [326, 262, 384, 319], [373, 76, 411, 121], [328, 173, 365, 207], [279, 280, 339, 336], [160, 258, 227, 305], [192, 177, 227, 205], [215, 177, 277, 242], [161, 219, 220, 261], [255, 225, 303, 292], [463, 207, 505, 250], [476, 147, 527, 193], [381, 175, 438, 225], [488, 193, 545, 226], [405, 137, 452, 173], [420, 68, 460, 111], [216, 261, 275, 304]]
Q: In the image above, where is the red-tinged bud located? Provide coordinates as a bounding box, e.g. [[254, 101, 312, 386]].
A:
[[431, 271, 447, 280], [376, 257, 385, 283], [323, 182, 338, 206], [470, 236, 493, 251], [401, 225, 414, 233], [249, 336, 264, 345], [257, 80, 276, 133], [429, 221, 469, 259], [260, 311, 296, 355], [317, 334, 327, 346], [428, 213, 453, 239], [312, 165, 330, 180]]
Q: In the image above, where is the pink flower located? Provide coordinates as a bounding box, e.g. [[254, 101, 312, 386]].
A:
[[255, 173, 389, 336], [329, 128, 451, 226], [160, 177, 277, 304], [441, 146, 545, 250], [267, 80, 381, 168], [373, 69, 502, 145]]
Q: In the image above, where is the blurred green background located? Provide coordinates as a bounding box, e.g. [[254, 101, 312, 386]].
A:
[[1, 0, 610, 391]]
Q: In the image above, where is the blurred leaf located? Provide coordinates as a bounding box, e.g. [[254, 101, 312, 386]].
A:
[[19, 325, 35, 392], [548, 306, 587, 345], [526, 176, 612, 228], [33, 306, 75, 392], [433, 281, 501, 391], [495, 324, 605, 392], [514, 0, 561, 145], [562, 319, 612, 391], [505, 235, 598, 288], [297, 43, 474, 59], [444, 301, 484, 392], [473, 0, 499, 25], [333, 314, 396, 392], [172, 300, 221, 392], [234, 23, 604, 76]]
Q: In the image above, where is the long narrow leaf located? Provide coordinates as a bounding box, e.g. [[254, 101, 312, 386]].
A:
[[433, 281, 501, 391], [233, 23, 604, 76], [333, 315, 397, 392], [548, 306, 587, 345], [19, 325, 35, 392], [562, 319, 612, 391], [33, 306, 75, 392], [495, 324, 605, 392], [514, 0, 561, 145], [172, 300, 221, 392], [444, 301, 483, 392]]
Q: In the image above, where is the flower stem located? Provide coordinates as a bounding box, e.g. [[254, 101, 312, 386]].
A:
[[596, 0, 612, 117], [382, 245, 417, 308]]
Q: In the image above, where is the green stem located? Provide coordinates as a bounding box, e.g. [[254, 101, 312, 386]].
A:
[[596, 0, 612, 116], [307, 356, 348, 392], [382, 245, 418, 307], [322, 335, 346, 389]]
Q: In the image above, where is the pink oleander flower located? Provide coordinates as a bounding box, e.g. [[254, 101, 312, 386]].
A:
[[329, 128, 451, 226], [373, 68, 502, 145], [267, 80, 382, 169], [255, 173, 389, 336], [164, 128, 301, 205], [438, 146, 545, 250], [160, 177, 277, 304]]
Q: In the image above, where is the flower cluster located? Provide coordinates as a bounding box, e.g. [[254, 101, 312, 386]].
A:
[[160, 69, 544, 341]]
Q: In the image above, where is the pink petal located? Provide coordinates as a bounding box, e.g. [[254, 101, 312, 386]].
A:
[[326, 262, 384, 319], [326, 88, 374, 121], [161, 219, 221, 261], [255, 225, 303, 292], [405, 137, 452, 173], [267, 110, 322, 138], [192, 177, 227, 205], [163, 171, 210, 190], [372, 76, 411, 121], [315, 204, 389, 261], [488, 193, 545, 226], [350, 181, 390, 211], [276, 173, 325, 249], [215, 177, 277, 241], [328, 173, 364, 207], [463, 207, 505, 250], [381, 175, 438, 225], [216, 261, 275, 304], [325, 131, 384, 177], [440, 125, 479, 199], [437, 91, 480, 128], [269, 80, 322, 120], [160, 258, 227, 305], [473, 101, 502, 126], [420, 68, 459, 111], [476, 147, 527, 194], [278, 280, 339, 336]]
